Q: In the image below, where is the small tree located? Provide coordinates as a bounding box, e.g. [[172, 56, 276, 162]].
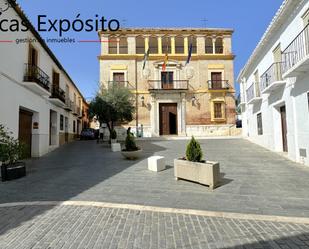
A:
[[186, 136, 203, 162], [124, 133, 138, 151], [89, 86, 135, 139]]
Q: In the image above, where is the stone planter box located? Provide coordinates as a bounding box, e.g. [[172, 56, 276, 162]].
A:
[[121, 149, 142, 160], [111, 139, 117, 144], [111, 143, 121, 152], [174, 159, 220, 189], [1, 162, 26, 182]]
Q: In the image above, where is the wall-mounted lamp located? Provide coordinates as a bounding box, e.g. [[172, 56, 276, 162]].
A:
[[191, 96, 197, 105], [141, 95, 145, 107]]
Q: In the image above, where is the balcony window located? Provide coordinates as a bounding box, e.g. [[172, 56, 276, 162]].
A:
[[112, 72, 125, 87], [162, 36, 171, 54], [108, 36, 117, 54], [175, 36, 184, 54], [149, 36, 158, 54], [188, 36, 197, 54], [215, 38, 223, 54], [136, 36, 145, 54], [205, 37, 213, 54], [161, 71, 174, 89], [119, 37, 128, 54], [60, 115, 64, 131]]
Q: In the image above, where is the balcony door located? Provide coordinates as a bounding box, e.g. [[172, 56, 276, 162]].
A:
[[113, 72, 125, 87], [161, 71, 174, 89], [28, 45, 38, 67], [211, 72, 222, 89], [273, 45, 282, 81]]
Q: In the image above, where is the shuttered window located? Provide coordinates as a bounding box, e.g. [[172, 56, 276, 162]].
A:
[[214, 103, 222, 119]]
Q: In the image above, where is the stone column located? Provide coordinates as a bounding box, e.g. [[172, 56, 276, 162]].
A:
[[223, 35, 232, 54], [158, 36, 162, 54], [151, 94, 158, 136], [127, 36, 136, 54], [184, 36, 189, 55], [212, 37, 216, 54], [101, 34, 109, 55], [171, 36, 176, 54], [181, 93, 187, 135], [145, 36, 149, 52], [196, 35, 205, 54]]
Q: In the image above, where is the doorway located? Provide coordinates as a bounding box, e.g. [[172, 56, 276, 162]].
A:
[[19, 109, 33, 158], [280, 106, 288, 152], [159, 103, 178, 135], [49, 110, 57, 146], [64, 117, 69, 143]]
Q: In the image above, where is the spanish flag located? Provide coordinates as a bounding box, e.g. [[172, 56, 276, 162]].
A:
[[162, 53, 168, 71]]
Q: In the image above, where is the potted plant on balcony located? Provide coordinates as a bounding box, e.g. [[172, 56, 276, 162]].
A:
[[174, 136, 220, 189], [121, 130, 142, 160], [0, 125, 26, 182]]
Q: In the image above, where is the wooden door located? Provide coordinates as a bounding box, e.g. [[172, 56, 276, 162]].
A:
[[280, 106, 288, 152], [211, 72, 222, 89], [161, 72, 174, 89], [159, 103, 177, 135], [19, 109, 33, 158]]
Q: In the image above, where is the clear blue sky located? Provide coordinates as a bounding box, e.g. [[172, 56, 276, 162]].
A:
[[17, 0, 284, 99]]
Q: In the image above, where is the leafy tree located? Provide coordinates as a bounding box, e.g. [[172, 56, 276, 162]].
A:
[[186, 136, 203, 162], [89, 86, 135, 136]]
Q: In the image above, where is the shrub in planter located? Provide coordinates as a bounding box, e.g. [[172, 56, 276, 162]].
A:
[[174, 136, 220, 189], [0, 124, 26, 181], [121, 133, 142, 159], [186, 136, 203, 162]]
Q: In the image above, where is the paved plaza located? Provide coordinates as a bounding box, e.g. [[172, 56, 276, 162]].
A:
[[1, 138, 309, 248]]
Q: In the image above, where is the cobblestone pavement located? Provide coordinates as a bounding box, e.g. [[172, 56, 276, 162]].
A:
[[1, 139, 309, 217], [1, 204, 309, 249]]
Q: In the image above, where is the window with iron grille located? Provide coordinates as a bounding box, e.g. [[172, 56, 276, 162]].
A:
[[60, 115, 64, 131], [257, 113, 263, 135], [73, 120, 76, 133], [214, 103, 223, 119]]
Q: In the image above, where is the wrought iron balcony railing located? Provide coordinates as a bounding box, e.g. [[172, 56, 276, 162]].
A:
[[51, 85, 66, 103], [23, 63, 50, 91], [260, 62, 283, 92], [282, 24, 309, 74], [208, 80, 230, 90], [108, 81, 135, 89], [246, 82, 261, 103], [148, 80, 189, 90]]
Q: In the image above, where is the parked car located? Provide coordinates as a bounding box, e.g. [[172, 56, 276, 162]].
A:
[[80, 128, 96, 140]]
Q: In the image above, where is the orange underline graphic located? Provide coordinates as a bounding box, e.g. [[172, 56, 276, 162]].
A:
[[0, 40, 13, 43]]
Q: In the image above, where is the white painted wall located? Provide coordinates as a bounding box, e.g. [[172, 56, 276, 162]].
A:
[[239, 0, 309, 166], [0, 0, 85, 157]]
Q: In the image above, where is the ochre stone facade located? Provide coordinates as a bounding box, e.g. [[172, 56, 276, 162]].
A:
[[99, 28, 236, 137]]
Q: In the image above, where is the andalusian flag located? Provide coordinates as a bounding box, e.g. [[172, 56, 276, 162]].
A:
[[142, 48, 150, 70], [186, 43, 193, 65], [162, 53, 168, 71]]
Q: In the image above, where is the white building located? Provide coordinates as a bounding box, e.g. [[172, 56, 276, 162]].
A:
[[0, 0, 88, 158], [238, 0, 309, 166]]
